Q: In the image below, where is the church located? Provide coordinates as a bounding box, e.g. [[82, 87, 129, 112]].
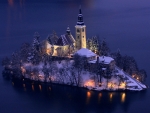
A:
[[43, 7, 87, 57]]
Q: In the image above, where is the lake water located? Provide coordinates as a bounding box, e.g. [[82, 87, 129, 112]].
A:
[[0, 0, 150, 113]]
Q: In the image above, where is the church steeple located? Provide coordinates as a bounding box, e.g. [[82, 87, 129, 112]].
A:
[[77, 6, 84, 25], [66, 26, 71, 35], [75, 6, 86, 50]]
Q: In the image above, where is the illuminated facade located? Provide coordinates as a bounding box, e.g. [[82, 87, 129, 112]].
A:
[[44, 7, 87, 57], [44, 27, 75, 57]]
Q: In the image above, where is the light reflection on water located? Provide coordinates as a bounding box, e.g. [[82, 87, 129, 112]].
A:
[[49, 86, 51, 91], [98, 93, 102, 103], [12, 82, 14, 86], [23, 83, 26, 91], [8, 79, 147, 113], [8, 0, 14, 7], [86, 91, 91, 104], [39, 84, 42, 91], [32, 84, 34, 91], [23, 83, 25, 88], [109, 93, 113, 102], [121, 93, 126, 103]]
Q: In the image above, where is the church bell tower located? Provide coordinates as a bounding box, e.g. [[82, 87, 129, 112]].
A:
[[75, 7, 86, 50]]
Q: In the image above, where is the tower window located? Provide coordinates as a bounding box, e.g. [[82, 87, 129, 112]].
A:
[[77, 29, 80, 32], [78, 36, 80, 39], [82, 28, 84, 32], [83, 36, 84, 38]]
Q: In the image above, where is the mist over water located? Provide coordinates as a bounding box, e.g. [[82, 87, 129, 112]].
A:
[[0, 0, 150, 113]]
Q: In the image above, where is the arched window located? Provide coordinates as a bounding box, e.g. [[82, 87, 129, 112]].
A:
[[82, 28, 84, 32]]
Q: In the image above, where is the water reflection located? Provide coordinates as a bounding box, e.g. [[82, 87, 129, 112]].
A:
[[98, 93, 102, 103], [10, 79, 147, 113], [32, 84, 34, 91], [39, 84, 42, 91], [8, 0, 14, 7], [86, 91, 91, 104], [20, 0, 25, 8], [23, 83, 25, 88], [12, 82, 14, 86], [49, 86, 51, 91], [109, 93, 113, 102], [23, 83, 26, 91], [121, 93, 126, 103]]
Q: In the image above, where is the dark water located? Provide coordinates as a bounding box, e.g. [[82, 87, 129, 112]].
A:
[[0, 0, 150, 113]]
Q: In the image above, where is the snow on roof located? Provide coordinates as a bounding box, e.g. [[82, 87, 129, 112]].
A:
[[99, 56, 114, 64], [102, 68, 106, 70], [75, 48, 97, 57], [55, 34, 75, 46], [88, 56, 114, 64]]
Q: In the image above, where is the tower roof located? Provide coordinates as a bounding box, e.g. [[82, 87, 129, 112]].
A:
[[77, 6, 84, 25], [66, 26, 71, 35]]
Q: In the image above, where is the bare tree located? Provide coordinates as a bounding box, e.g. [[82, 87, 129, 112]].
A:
[[73, 54, 86, 86]]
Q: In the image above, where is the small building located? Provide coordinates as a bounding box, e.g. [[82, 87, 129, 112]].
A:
[[99, 56, 115, 70], [88, 56, 115, 71], [75, 48, 97, 61]]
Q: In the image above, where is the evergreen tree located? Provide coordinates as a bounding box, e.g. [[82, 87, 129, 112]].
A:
[[138, 69, 147, 82], [28, 32, 42, 65], [87, 36, 100, 54], [10, 52, 22, 78], [115, 49, 123, 68], [19, 43, 31, 62], [47, 31, 59, 45], [1, 57, 11, 68], [100, 39, 110, 56]]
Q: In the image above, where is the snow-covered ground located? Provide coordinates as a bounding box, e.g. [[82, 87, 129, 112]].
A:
[[22, 60, 147, 91], [115, 66, 146, 90]]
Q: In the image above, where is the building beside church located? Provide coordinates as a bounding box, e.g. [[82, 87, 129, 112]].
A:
[[43, 7, 87, 57]]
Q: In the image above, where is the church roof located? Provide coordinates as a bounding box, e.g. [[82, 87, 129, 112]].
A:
[[75, 48, 97, 57], [55, 34, 75, 46], [55, 27, 75, 46]]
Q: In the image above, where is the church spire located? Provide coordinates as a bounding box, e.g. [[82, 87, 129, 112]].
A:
[[66, 26, 71, 35], [79, 5, 82, 14], [77, 6, 84, 25]]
